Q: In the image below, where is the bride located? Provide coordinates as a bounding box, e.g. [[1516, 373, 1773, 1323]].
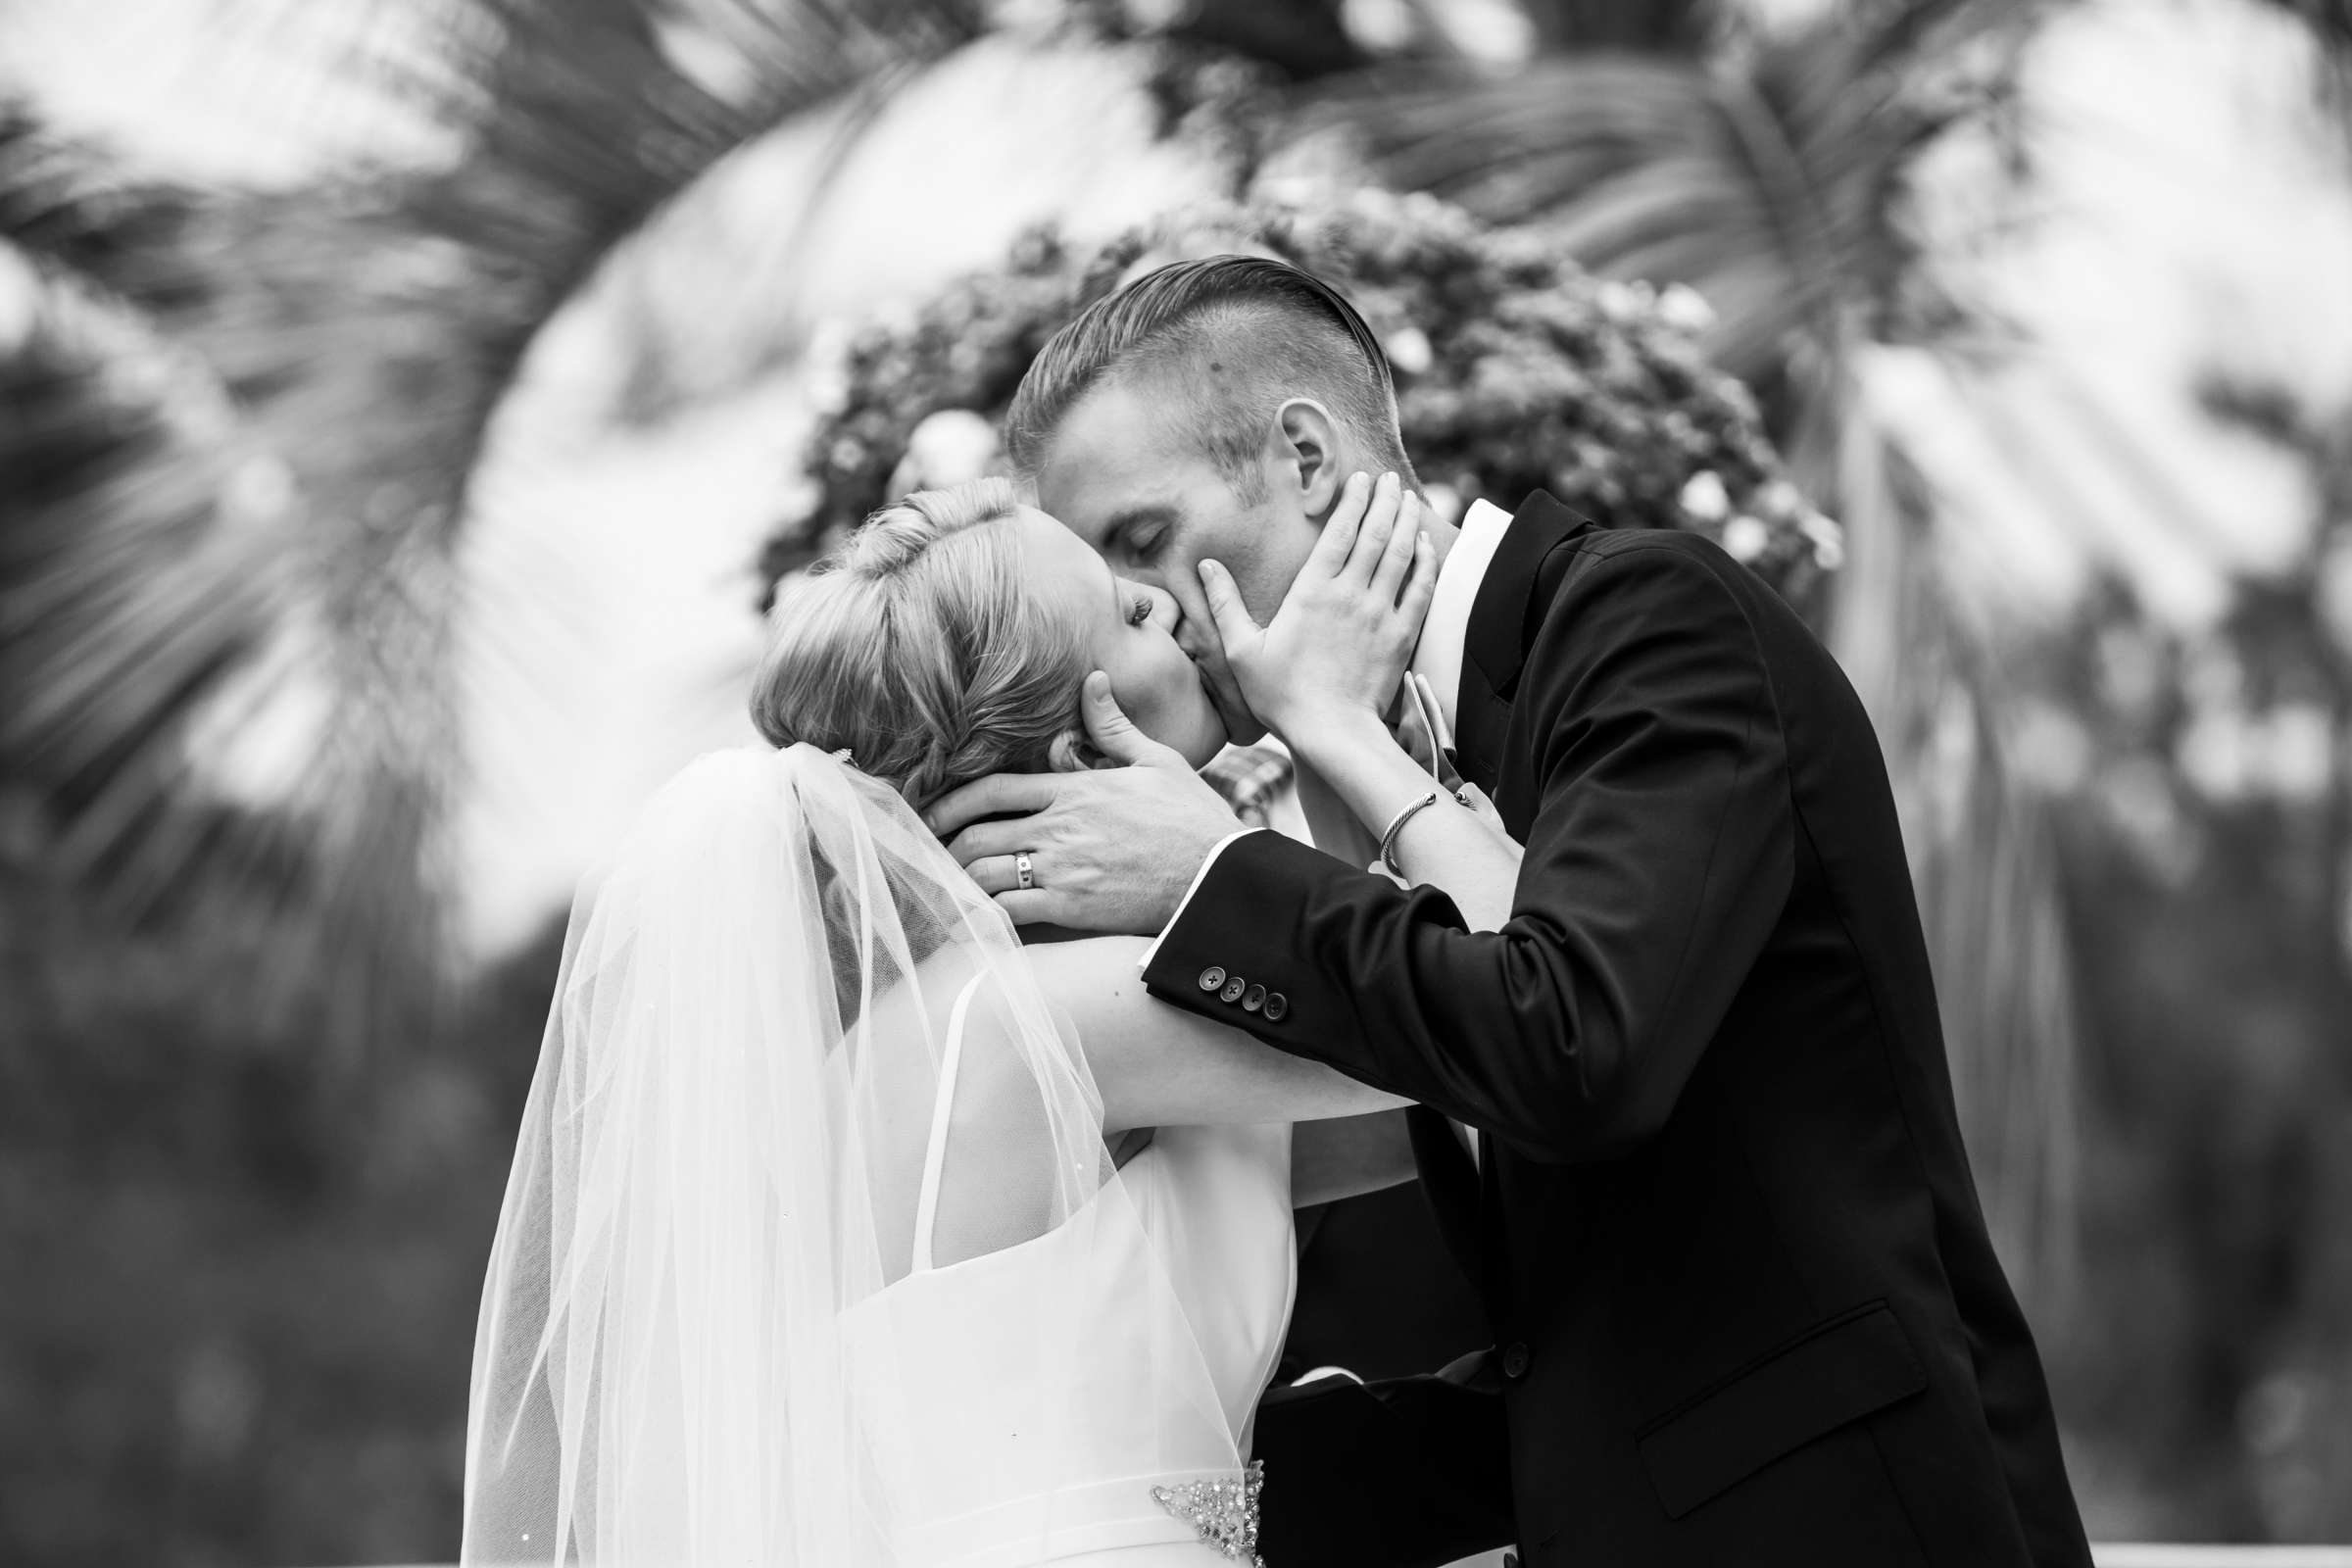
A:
[[460, 474, 1473, 1567]]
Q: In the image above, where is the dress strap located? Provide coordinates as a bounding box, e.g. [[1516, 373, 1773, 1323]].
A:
[[908, 971, 990, 1274]]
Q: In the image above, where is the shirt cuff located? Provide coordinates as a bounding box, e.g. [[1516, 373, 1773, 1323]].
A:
[[1138, 828, 1264, 971]]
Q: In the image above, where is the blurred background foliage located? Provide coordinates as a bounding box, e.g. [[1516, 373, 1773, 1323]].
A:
[[2, 0, 2350, 1561], [776, 192, 1841, 599]]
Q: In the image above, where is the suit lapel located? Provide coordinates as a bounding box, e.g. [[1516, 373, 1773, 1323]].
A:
[[1448, 491, 1592, 796], [1450, 680, 1513, 797], [1406, 494, 1598, 1290]]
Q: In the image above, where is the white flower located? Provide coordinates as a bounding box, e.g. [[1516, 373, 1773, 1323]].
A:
[[2177, 707, 2253, 802], [1678, 470, 1731, 522], [1384, 325, 1434, 377], [1658, 282, 1715, 334], [2257, 704, 2334, 803], [1254, 172, 1324, 207], [1721, 514, 1771, 563], [1798, 509, 1845, 570], [1597, 280, 1641, 318], [1341, 0, 1416, 52], [898, 409, 1001, 492]]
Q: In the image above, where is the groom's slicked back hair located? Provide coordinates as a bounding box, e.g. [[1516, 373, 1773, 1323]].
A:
[[1005, 255, 1412, 501]]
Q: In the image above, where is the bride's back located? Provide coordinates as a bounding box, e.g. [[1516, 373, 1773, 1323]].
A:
[[843, 929, 1293, 1568], [858, 942, 1085, 1280]]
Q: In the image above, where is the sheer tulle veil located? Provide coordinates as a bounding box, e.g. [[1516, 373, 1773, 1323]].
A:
[[459, 744, 1196, 1566]]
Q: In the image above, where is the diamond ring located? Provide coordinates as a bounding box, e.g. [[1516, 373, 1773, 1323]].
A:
[[1014, 852, 1035, 891]]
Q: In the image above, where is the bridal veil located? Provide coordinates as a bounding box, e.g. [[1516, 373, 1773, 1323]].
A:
[[459, 745, 1234, 1566]]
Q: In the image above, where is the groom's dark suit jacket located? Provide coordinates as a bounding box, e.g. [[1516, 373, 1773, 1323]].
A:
[[1142, 494, 2091, 1568]]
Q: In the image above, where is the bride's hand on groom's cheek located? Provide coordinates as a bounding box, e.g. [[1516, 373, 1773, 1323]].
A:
[[925, 674, 1241, 932], [1199, 470, 1437, 748]]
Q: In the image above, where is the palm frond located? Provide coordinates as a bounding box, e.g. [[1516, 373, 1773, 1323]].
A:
[[0, 238, 292, 896], [1320, 0, 2046, 341], [3, 2, 982, 1052], [1302, 58, 1832, 388], [1915, 668, 2083, 1298], [1832, 390, 2082, 1292], [0, 106, 213, 315]]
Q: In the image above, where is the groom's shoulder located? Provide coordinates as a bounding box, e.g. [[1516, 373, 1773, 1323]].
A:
[[1525, 521, 1836, 686], [1564, 520, 1747, 575], [1495, 494, 1745, 606], [1539, 522, 1779, 625]]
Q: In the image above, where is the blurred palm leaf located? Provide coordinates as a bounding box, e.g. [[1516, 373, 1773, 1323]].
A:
[[0, 106, 212, 316], [0, 113, 294, 904], [1316, 1, 2026, 385], [0, 252, 283, 882], [1308, 0, 2081, 1282], [1, 0, 979, 1054]]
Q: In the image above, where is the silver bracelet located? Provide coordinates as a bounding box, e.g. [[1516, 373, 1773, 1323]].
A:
[[1379, 790, 1441, 877]]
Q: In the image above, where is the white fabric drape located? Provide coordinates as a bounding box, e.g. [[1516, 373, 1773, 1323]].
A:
[[460, 744, 1221, 1566]]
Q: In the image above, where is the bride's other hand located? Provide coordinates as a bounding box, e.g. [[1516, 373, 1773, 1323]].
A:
[[1198, 469, 1437, 749]]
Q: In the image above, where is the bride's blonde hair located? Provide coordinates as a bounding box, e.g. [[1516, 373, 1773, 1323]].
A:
[[752, 478, 1091, 809]]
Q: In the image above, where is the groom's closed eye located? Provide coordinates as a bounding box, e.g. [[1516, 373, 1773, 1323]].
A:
[[1103, 505, 1180, 565]]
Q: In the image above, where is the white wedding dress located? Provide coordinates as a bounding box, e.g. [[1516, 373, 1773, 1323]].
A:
[[847, 974, 1297, 1566], [461, 746, 1298, 1568]]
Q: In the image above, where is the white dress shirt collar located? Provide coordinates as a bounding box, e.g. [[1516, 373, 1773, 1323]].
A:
[[1410, 497, 1515, 744]]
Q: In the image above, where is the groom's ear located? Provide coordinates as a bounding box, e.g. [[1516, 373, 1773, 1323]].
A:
[[1273, 399, 1347, 518]]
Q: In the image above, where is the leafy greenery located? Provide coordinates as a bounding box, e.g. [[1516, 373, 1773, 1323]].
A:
[[2, 1, 989, 1058], [774, 189, 1840, 610], [0, 847, 557, 1567]]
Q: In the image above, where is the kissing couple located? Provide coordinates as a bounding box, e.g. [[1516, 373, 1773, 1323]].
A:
[[460, 257, 2092, 1568]]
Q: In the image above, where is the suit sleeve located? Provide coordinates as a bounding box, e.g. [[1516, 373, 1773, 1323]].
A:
[[1144, 543, 1795, 1163]]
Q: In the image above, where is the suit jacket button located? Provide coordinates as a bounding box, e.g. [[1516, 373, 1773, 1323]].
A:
[[1241, 983, 1266, 1013], [1220, 975, 1247, 1004], [1501, 1342, 1532, 1379], [1262, 992, 1288, 1022], [1198, 965, 1227, 992]]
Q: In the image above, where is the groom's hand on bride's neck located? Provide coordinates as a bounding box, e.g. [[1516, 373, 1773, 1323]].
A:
[[925, 673, 1244, 934]]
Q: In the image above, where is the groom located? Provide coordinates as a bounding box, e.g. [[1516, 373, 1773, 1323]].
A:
[[929, 256, 2090, 1567]]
